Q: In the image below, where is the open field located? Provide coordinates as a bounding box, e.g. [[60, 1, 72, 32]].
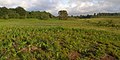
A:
[[0, 18, 120, 60], [0, 18, 120, 34]]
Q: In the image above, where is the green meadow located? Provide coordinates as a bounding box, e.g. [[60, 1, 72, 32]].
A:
[[0, 17, 120, 60]]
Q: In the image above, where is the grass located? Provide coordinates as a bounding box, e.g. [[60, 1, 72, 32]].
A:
[[0, 17, 120, 60], [0, 18, 120, 35]]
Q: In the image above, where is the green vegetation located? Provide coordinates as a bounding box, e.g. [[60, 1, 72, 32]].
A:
[[0, 7, 53, 20], [1, 6, 120, 20], [0, 17, 120, 60], [58, 10, 68, 20]]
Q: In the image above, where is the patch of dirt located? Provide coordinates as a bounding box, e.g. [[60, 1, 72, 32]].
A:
[[100, 54, 116, 60], [68, 51, 80, 60]]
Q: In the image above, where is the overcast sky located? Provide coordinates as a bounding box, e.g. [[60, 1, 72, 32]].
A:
[[0, 0, 120, 15]]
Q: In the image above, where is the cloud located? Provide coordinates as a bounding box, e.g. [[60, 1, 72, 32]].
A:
[[0, 0, 120, 15]]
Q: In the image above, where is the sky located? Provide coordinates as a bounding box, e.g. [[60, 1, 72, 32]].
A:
[[0, 0, 120, 15]]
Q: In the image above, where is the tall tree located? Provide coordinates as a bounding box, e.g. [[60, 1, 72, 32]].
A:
[[58, 10, 68, 20], [0, 6, 55, 19], [8, 8, 19, 18], [0, 7, 9, 19], [38, 11, 50, 20], [15, 6, 27, 19]]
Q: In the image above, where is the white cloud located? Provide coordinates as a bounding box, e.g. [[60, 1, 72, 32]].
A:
[[0, 0, 120, 15]]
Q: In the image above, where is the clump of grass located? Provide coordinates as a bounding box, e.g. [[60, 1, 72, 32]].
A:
[[0, 27, 120, 60]]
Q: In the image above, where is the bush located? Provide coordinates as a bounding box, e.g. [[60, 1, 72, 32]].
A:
[[38, 12, 50, 20]]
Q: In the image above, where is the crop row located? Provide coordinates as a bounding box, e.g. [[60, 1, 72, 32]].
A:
[[0, 27, 120, 60]]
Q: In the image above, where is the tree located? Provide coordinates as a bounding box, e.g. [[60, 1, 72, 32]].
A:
[[0, 6, 55, 19], [15, 6, 27, 19], [8, 8, 19, 18], [27, 11, 40, 18], [58, 10, 68, 20], [38, 11, 50, 20], [0, 7, 9, 19]]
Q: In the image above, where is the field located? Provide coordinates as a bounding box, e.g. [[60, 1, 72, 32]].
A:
[[0, 18, 120, 60]]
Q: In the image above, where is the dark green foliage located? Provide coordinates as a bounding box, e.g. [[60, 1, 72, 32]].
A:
[[0, 6, 54, 19], [38, 11, 50, 20], [15, 6, 28, 19], [79, 14, 93, 18], [97, 13, 120, 16], [58, 10, 68, 20], [27, 11, 52, 20], [7, 9, 20, 19], [69, 13, 120, 19], [0, 6, 120, 20], [27, 11, 40, 18], [0, 7, 9, 19]]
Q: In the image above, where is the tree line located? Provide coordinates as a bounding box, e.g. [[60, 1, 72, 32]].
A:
[[0, 6, 120, 20], [0, 6, 54, 20], [70, 13, 120, 19]]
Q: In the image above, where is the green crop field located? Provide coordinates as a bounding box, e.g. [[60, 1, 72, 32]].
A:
[[0, 18, 120, 60]]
